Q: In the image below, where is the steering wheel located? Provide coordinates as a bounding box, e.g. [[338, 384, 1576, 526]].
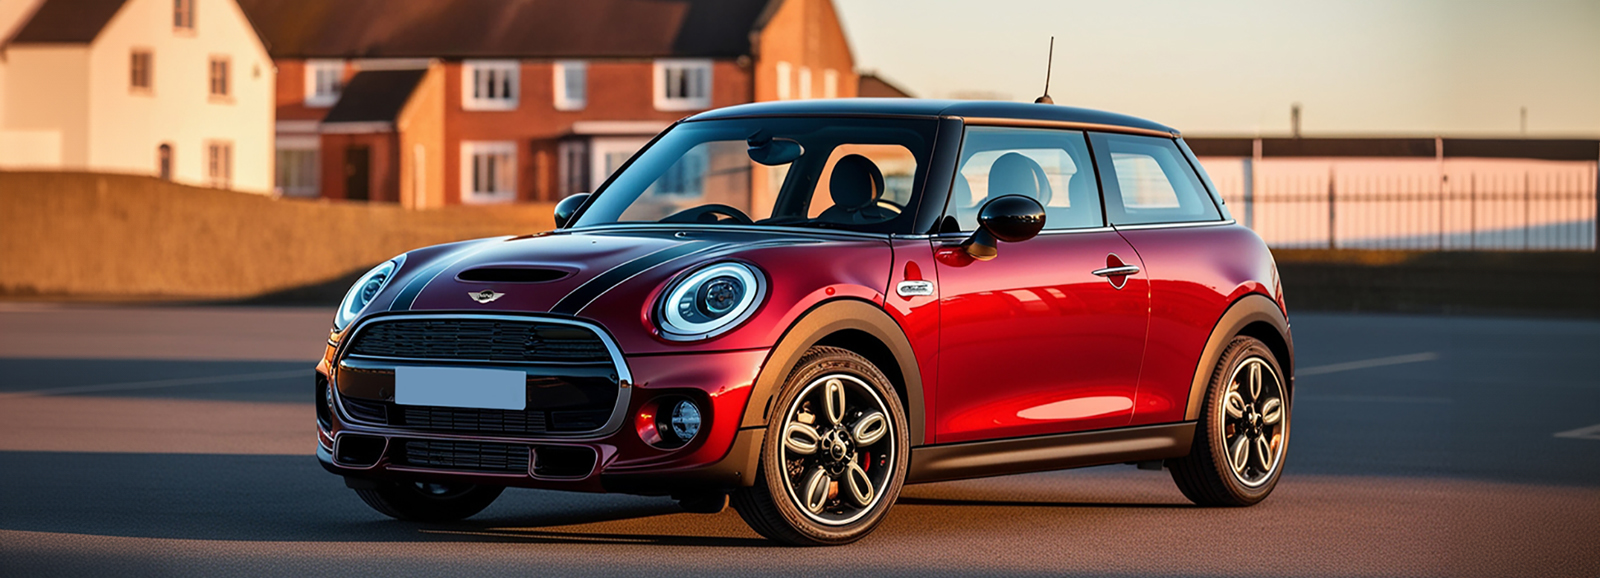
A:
[[661, 204, 754, 225]]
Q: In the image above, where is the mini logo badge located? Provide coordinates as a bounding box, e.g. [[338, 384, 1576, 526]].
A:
[[469, 289, 504, 304]]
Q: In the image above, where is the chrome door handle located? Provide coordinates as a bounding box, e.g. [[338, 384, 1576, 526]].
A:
[[1091, 265, 1140, 277]]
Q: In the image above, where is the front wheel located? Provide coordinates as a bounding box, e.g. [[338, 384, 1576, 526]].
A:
[[732, 346, 909, 546], [1169, 336, 1291, 506], [353, 481, 504, 522]]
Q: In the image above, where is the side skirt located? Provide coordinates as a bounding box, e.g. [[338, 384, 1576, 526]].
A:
[[905, 422, 1196, 485]]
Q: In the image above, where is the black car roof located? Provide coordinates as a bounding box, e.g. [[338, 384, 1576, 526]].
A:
[[686, 99, 1178, 135]]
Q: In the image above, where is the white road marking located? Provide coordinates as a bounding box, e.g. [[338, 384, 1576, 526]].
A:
[[1297, 394, 1452, 405], [1297, 352, 1439, 377], [0, 369, 310, 399], [1553, 423, 1600, 440]]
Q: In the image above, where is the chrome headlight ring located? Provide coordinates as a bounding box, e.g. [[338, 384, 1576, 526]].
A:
[[334, 257, 403, 332], [655, 261, 767, 341]]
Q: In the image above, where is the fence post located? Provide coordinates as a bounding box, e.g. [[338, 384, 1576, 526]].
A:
[[1250, 138, 1263, 230], [1436, 137, 1445, 250], [1524, 171, 1531, 250], [1470, 173, 1477, 251], [1327, 165, 1337, 250], [1594, 151, 1599, 252]]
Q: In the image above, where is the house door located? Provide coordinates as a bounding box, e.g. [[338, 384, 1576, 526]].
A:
[[345, 145, 370, 201]]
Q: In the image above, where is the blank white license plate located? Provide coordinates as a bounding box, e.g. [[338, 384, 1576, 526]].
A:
[[394, 366, 526, 410]]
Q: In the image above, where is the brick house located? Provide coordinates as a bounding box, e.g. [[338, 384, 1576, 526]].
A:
[[239, 0, 859, 208]]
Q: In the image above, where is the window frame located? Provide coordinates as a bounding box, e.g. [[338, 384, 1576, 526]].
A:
[[173, 0, 194, 32], [304, 60, 344, 108], [553, 60, 586, 111], [798, 66, 812, 99], [130, 49, 153, 93], [823, 69, 838, 99], [206, 140, 233, 189], [207, 55, 231, 101], [461, 60, 520, 111], [652, 59, 712, 111], [275, 137, 320, 197], [460, 141, 518, 204], [1088, 132, 1225, 227], [774, 61, 792, 100]]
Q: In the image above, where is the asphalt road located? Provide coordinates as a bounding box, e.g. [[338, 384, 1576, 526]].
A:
[[1, 304, 1598, 577]]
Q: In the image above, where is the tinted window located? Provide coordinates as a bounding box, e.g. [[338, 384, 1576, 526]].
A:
[[947, 127, 1102, 231], [1092, 133, 1221, 226]]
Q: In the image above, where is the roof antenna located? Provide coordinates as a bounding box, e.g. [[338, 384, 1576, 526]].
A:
[[1034, 36, 1055, 104]]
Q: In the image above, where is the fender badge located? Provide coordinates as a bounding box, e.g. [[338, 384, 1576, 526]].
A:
[[469, 290, 504, 304], [896, 280, 935, 297]]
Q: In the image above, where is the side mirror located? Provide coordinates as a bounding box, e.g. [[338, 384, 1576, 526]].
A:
[[554, 193, 590, 229], [961, 194, 1046, 261]]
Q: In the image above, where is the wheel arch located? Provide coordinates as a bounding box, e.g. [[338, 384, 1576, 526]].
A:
[[740, 298, 926, 446], [1183, 293, 1295, 421]]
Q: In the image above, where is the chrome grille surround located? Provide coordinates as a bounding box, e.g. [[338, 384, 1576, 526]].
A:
[[330, 312, 633, 441]]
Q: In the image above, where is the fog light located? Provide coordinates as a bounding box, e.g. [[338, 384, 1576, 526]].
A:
[[668, 400, 701, 442]]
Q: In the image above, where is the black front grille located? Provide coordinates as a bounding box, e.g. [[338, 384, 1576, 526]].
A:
[[398, 439, 530, 473], [400, 406, 548, 434], [349, 318, 610, 363]]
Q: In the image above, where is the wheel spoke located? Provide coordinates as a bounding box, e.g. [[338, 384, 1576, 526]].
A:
[[1224, 390, 1247, 419], [1228, 435, 1250, 473], [843, 461, 874, 507], [851, 411, 887, 446], [1253, 434, 1274, 471], [783, 422, 821, 455], [802, 468, 831, 514], [1261, 398, 1283, 425], [1248, 361, 1263, 401], [824, 378, 847, 425]]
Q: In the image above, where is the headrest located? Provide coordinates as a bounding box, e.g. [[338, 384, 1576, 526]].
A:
[[829, 154, 884, 210], [988, 152, 1052, 205]]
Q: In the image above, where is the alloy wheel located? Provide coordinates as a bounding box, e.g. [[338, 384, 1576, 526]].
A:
[[1221, 356, 1286, 487], [777, 373, 896, 525]]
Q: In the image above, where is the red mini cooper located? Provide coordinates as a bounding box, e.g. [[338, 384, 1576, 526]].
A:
[[316, 99, 1294, 545]]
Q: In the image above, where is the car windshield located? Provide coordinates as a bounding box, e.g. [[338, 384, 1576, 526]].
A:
[[571, 117, 938, 234]]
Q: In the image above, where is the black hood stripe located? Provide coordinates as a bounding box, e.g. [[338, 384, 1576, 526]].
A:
[[388, 242, 498, 311], [549, 241, 720, 316]]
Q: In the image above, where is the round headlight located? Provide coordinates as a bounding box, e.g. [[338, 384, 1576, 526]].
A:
[[657, 262, 765, 340], [334, 259, 400, 331]]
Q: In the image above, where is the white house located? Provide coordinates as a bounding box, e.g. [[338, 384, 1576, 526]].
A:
[[0, 0, 274, 193]]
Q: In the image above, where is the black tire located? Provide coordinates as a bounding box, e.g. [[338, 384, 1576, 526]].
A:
[[354, 481, 504, 522], [1170, 336, 1291, 506], [731, 346, 909, 546]]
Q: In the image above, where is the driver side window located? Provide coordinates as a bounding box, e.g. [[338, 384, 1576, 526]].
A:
[[948, 127, 1102, 232]]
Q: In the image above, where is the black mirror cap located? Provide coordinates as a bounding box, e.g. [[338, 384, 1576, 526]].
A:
[[554, 193, 590, 229], [963, 195, 1046, 261]]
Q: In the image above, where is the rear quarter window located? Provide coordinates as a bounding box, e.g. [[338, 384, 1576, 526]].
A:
[[1091, 133, 1222, 226]]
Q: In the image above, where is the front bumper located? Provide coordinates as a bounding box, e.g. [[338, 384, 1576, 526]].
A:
[[315, 314, 768, 496]]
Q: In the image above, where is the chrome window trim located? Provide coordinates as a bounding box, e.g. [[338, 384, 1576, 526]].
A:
[[1113, 219, 1237, 231], [565, 222, 893, 241], [329, 313, 634, 441], [894, 220, 1238, 241]]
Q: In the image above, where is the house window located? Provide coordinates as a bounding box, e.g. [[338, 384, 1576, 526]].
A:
[[304, 60, 344, 107], [173, 0, 194, 30], [462, 60, 518, 111], [775, 61, 791, 100], [207, 141, 233, 189], [798, 67, 812, 99], [462, 141, 517, 204], [554, 60, 586, 111], [823, 69, 838, 99], [559, 140, 590, 196], [157, 144, 173, 180], [275, 147, 319, 197], [130, 50, 153, 92], [653, 59, 711, 111], [208, 56, 230, 99]]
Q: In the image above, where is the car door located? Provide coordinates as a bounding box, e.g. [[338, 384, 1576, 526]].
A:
[[1088, 132, 1237, 426], [932, 126, 1151, 444]]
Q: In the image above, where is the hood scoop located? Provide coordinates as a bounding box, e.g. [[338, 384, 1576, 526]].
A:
[[456, 266, 571, 284]]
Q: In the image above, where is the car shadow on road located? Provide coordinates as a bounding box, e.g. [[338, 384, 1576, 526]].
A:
[[894, 497, 1195, 509]]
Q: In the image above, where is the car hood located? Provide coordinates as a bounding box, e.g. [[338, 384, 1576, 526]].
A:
[[389, 227, 882, 319]]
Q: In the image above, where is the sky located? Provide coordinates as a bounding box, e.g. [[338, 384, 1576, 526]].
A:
[[832, 0, 1600, 137]]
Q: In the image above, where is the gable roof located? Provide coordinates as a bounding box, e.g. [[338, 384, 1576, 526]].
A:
[[238, 0, 780, 59], [9, 0, 126, 45], [321, 69, 428, 124]]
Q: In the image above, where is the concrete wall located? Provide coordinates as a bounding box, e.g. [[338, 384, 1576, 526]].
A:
[[0, 171, 555, 299]]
